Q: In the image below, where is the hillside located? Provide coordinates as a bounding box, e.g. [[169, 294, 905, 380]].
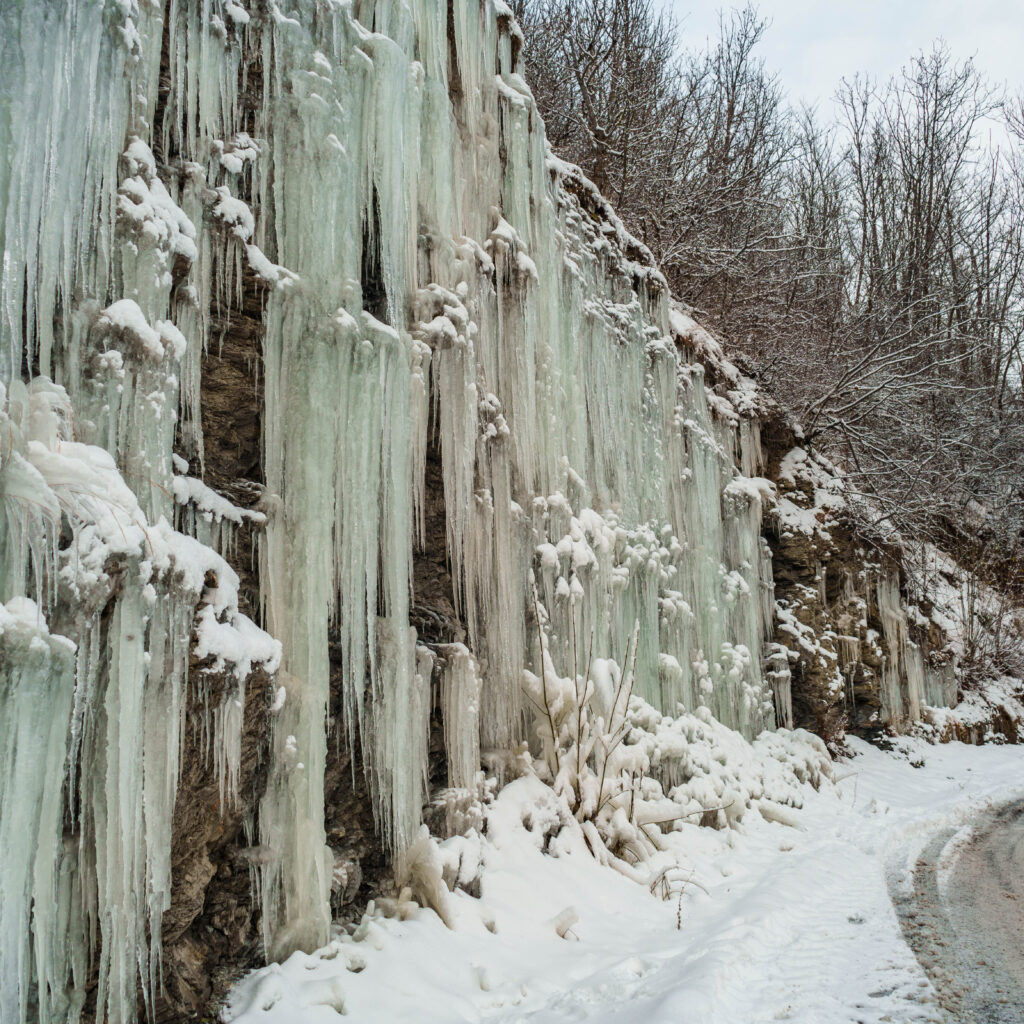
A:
[[0, 2, 1020, 1021]]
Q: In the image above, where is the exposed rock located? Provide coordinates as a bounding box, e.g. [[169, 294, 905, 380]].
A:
[[157, 660, 273, 1020]]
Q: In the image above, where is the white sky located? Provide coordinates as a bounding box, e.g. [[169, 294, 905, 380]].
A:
[[664, 1, 1024, 114]]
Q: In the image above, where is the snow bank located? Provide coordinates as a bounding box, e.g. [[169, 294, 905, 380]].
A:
[[223, 734, 1023, 1024]]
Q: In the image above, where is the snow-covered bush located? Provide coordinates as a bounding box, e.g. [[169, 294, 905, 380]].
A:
[[522, 579, 833, 870], [523, 580, 656, 861]]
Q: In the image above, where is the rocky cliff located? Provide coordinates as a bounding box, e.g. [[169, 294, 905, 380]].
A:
[[0, 2, 1018, 1022]]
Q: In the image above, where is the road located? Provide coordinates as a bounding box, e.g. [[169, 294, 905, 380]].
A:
[[889, 800, 1024, 1023]]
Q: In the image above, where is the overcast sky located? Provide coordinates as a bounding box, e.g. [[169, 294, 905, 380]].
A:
[[665, 0, 1024, 113]]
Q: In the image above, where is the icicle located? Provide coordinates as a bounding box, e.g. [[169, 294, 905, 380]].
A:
[[371, 620, 430, 856], [876, 573, 923, 728], [924, 662, 957, 709], [0, 600, 76, 1024], [214, 678, 247, 810], [258, 666, 332, 961], [0, 0, 146, 384], [764, 643, 794, 730], [440, 644, 481, 791]]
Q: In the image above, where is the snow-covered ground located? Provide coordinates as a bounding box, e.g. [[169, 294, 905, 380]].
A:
[[223, 738, 1024, 1024]]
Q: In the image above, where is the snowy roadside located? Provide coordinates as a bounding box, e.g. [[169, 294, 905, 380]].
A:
[[223, 738, 1024, 1024]]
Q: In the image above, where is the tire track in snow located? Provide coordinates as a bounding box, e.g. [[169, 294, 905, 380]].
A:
[[889, 799, 1024, 1023]]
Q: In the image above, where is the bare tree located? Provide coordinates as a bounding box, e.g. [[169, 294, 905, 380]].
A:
[[516, 4, 1024, 569], [514, 0, 683, 210]]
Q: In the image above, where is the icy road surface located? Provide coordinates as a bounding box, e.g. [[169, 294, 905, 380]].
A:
[[224, 738, 1024, 1024], [890, 799, 1024, 1023]]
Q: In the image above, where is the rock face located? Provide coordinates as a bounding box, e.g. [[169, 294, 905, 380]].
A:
[[760, 416, 925, 746], [761, 416, 870, 745], [672, 324, 971, 751], [160, 667, 272, 1019], [756, 413, 1020, 750]]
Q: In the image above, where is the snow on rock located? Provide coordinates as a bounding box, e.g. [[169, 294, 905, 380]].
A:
[[723, 474, 776, 507], [213, 131, 260, 174], [96, 298, 165, 362], [172, 468, 267, 558], [118, 137, 199, 265], [245, 243, 300, 289], [224, 1, 251, 26], [774, 446, 847, 540], [195, 602, 282, 681], [212, 186, 256, 241], [172, 473, 266, 525]]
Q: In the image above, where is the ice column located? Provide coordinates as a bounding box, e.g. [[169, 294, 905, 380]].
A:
[[0, 602, 76, 1024]]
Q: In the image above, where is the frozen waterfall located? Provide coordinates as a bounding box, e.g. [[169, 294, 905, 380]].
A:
[[0, 0, 791, 1019]]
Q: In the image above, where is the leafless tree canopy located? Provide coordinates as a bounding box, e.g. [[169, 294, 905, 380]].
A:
[[515, 0, 1024, 581]]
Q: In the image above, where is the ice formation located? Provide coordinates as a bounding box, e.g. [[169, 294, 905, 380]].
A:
[[227, 0, 781, 957], [0, 3, 279, 1018], [0, 0, 953, 1019], [0, 376, 278, 1023]]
